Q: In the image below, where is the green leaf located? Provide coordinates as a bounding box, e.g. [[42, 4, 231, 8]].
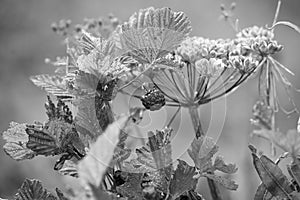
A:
[[272, 129, 300, 156], [254, 183, 275, 200], [135, 128, 173, 194], [136, 127, 173, 169], [187, 136, 218, 173], [116, 172, 144, 200], [176, 190, 204, 200], [14, 179, 57, 200], [202, 173, 238, 190], [75, 71, 100, 94], [120, 7, 192, 64], [250, 145, 293, 199], [213, 156, 238, 174], [252, 100, 273, 130], [2, 122, 36, 161], [169, 160, 198, 199], [90, 185, 128, 200], [287, 160, 300, 190], [55, 188, 69, 200], [75, 96, 103, 146], [79, 31, 116, 58], [78, 116, 129, 188], [30, 74, 69, 97], [26, 125, 59, 156], [58, 160, 78, 178]]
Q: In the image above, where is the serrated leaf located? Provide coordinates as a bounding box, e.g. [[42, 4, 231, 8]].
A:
[[14, 179, 57, 200], [213, 156, 238, 174], [135, 128, 173, 194], [136, 128, 173, 169], [26, 126, 59, 156], [176, 190, 204, 200], [78, 116, 128, 188], [75, 96, 102, 145], [79, 31, 116, 58], [120, 7, 192, 64], [55, 188, 69, 200], [30, 74, 69, 96], [202, 173, 238, 190], [90, 185, 128, 200], [26, 119, 85, 163], [116, 172, 144, 200], [187, 136, 218, 173], [75, 71, 99, 94], [2, 122, 36, 161], [95, 99, 114, 131], [58, 160, 78, 178], [250, 145, 293, 199], [169, 160, 198, 199], [111, 147, 131, 166]]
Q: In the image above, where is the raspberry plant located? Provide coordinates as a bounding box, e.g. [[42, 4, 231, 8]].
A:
[[2, 1, 300, 199]]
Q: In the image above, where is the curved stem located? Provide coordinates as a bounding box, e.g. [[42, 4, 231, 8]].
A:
[[188, 106, 204, 138]]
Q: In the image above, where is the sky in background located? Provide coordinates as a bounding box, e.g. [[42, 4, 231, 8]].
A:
[[1, 0, 300, 199]]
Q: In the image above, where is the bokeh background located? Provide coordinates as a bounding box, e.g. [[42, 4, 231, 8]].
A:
[[1, 0, 300, 199]]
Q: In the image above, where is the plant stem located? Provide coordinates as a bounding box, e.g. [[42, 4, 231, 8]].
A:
[[188, 106, 204, 138], [207, 176, 223, 200], [188, 106, 223, 200]]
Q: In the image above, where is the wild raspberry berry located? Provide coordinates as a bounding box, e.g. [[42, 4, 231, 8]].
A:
[[141, 88, 166, 111]]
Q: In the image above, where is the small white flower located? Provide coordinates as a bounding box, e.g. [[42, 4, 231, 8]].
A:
[[195, 58, 224, 78]]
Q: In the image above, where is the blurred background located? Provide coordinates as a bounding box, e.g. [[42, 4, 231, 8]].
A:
[[1, 0, 300, 199]]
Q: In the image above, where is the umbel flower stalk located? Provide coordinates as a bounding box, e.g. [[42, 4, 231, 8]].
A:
[[149, 36, 265, 138]]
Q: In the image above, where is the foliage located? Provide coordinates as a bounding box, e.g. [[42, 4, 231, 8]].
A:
[[2, 1, 300, 200]]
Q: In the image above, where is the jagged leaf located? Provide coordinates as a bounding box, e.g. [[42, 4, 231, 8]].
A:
[[120, 7, 192, 64], [58, 160, 78, 178], [75, 71, 99, 94], [90, 185, 127, 200], [55, 188, 69, 200], [136, 127, 173, 169], [135, 128, 173, 194], [187, 136, 218, 173], [2, 122, 36, 161], [213, 156, 238, 174], [14, 179, 57, 200], [176, 190, 204, 200], [79, 31, 116, 57], [78, 116, 128, 188], [116, 172, 144, 200], [250, 145, 293, 199], [26, 126, 59, 156], [202, 173, 238, 190], [169, 160, 198, 199], [30, 74, 69, 96], [75, 96, 102, 145]]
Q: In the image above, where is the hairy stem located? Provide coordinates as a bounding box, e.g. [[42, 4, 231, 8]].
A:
[[188, 106, 204, 138]]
